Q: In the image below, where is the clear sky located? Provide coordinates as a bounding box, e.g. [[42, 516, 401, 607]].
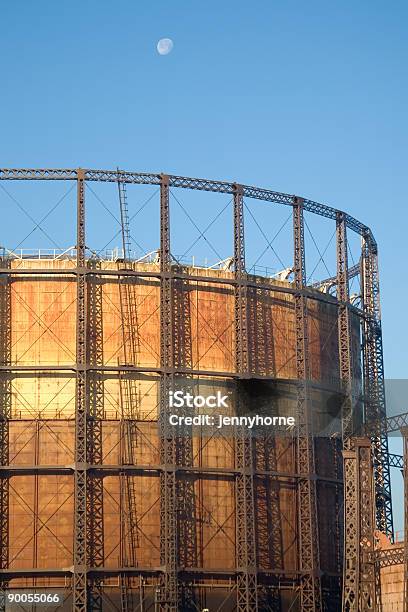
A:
[[1, 0, 407, 529]]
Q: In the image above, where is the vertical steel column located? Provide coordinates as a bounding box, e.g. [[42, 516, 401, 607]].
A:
[[340, 215, 380, 610], [342, 445, 358, 612], [73, 169, 88, 611], [342, 438, 377, 611], [256, 434, 282, 612], [158, 174, 179, 611], [234, 184, 248, 374], [292, 197, 322, 611], [329, 435, 343, 612], [337, 212, 354, 443], [0, 259, 11, 612], [233, 184, 258, 611], [403, 427, 408, 612], [336, 212, 355, 610], [87, 260, 104, 611], [361, 233, 393, 537], [173, 275, 197, 610]]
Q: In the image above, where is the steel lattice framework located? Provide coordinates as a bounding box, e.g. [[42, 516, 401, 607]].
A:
[[403, 428, 408, 612], [361, 235, 393, 537], [292, 198, 322, 610], [73, 170, 88, 611], [0, 169, 394, 611], [233, 184, 259, 611], [0, 257, 11, 612], [336, 212, 354, 444], [87, 258, 105, 611], [342, 439, 378, 611]]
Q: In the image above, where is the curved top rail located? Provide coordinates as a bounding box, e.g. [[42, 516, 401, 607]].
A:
[[0, 168, 375, 246]]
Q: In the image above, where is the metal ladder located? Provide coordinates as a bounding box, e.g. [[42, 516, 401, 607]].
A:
[[117, 172, 140, 611], [118, 176, 132, 262]]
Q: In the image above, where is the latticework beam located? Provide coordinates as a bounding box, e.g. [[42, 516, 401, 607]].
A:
[[342, 438, 378, 611], [73, 170, 88, 611], [0, 258, 11, 612], [361, 235, 393, 537], [86, 262, 104, 611], [233, 184, 258, 611], [403, 428, 408, 612], [293, 198, 322, 611], [337, 212, 354, 444], [0, 168, 378, 246], [158, 175, 179, 611]]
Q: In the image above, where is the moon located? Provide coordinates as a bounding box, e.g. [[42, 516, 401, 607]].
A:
[[157, 38, 174, 56]]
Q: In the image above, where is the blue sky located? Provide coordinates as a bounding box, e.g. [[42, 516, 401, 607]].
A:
[[1, 0, 407, 529]]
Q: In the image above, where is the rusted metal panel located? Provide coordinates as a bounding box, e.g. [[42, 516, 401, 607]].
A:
[[3, 258, 354, 607]]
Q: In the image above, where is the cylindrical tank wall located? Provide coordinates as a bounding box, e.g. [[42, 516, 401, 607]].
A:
[[2, 258, 361, 608]]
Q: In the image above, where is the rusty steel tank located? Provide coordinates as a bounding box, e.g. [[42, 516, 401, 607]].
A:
[[0, 169, 376, 611]]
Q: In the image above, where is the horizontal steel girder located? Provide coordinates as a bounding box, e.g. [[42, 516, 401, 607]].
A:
[[0, 168, 375, 244]]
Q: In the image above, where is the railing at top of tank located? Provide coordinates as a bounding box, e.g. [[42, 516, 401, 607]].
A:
[[1, 247, 78, 260], [1, 247, 122, 262], [0, 246, 291, 279], [0, 246, 361, 291], [0, 168, 376, 247]]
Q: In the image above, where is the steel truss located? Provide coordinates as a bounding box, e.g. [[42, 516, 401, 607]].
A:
[[364, 412, 408, 438], [0, 257, 11, 612], [403, 428, 408, 612], [87, 259, 105, 611], [388, 453, 404, 469], [327, 436, 343, 612], [337, 212, 361, 611], [0, 168, 394, 611], [248, 281, 282, 611], [336, 212, 354, 611], [375, 545, 404, 568], [172, 270, 198, 610], [255, 435, 282, 612], [337, 212, 354, 444], [342, 438, 377, 611], [0, 168, 377, 243], [157, 175, 179, 611], [233, 185, 258, 611], [292, 198, 322, 610], [361, 234, 393, 538], [73, 170, 88, 611]]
